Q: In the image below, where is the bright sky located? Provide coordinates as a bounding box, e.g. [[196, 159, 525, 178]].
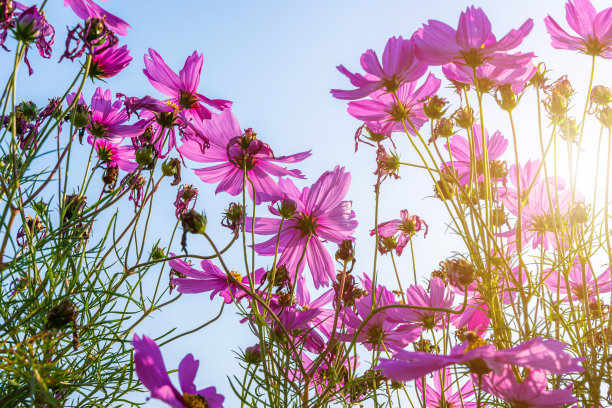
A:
[[7, 0, 612, 406]]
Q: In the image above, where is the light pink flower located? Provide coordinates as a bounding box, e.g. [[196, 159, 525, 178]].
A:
[[544, 0, 612, 58], [143, 49, 232, 120], [544, 258, 611, 302], [179, 110, 310, 204], [481, 366, 577, 407], [133, 334, 224, 408], [248, 166, 357, 289], [346, 73, 440, 136], [414, 6, 533, 68], [417, 369, 477, 408], [331, 36, 427, 100]]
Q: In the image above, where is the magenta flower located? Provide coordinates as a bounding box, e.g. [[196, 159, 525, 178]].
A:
[[370, 209, 428, 256], [450, 295, 490, 336], [133, 334, 224, 408], [442, 60, 537, 93], [444, 125, 508, 185], [69, 87, 143, 144], [414, 6, 534, 68], [481, 366, 577, 407], [416, 369, 477, 408], [94, 139, 137, 171], [63, 0, 130, 36], [388, 277, 454, 330], [544, 0, 612, 58], [378, 337, 583, 382], [169, 255, 265, 303], [544, 258, 611, 302], [339, 290, 420, 352], [90, 43, 132, 79], [331, 36, 427, 100], [500, 163, 573, 250], [346, 73, 440, 136], [143, 49, 232, 120], [248, 166, 358, 289], [179, 110, 311, 204]]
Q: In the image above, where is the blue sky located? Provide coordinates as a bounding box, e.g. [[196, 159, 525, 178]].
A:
[[8, 0, 612, 406]]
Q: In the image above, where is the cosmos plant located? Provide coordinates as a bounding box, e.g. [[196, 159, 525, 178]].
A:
[[3, 0, 612, 407]]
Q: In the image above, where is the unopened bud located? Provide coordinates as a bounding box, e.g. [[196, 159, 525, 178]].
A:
[[597, 106, 612, 128], [422, 95, 448, 120], [452, 106, 474, 129], [180, 209, 207, 235], [162, 158, 180, 176], [244, 345, 262, 365], [278, 198, 297, 219], [491, 207, 507, 227], [570, 202, 589, 224], [591, 85, 612, 107], [46, 299, 78, 330], [335, 239, 355, 263], [70, 104, 90, 129], [434, 118, 454, 138], [14, 6, 43, 43], [496, 84, 518, 112], [135, 145, 155, 166]]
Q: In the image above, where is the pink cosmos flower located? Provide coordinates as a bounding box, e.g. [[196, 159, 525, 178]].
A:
[[378, 337, 584, 382], [64, 0, 130, 36], [481, 366, 577, 407], [90, 43, 132, 79], [500, 162, 573, 250], [143, 49, 232, 120], [544, 0, 612, 58], [94, 139, 137, 171], [331, 36, 427, 100], [169, 256, 265, 303], [69, 87, 143, 144], [442, 60, 537, 93], [544, 258, 611, 302], [179, 110, 311, 204], [388, 277, 454, 330], [133, 335, 224, 408], [248, 166, 358, 289], [339, 287, 420, 352], [346, 73, 440, 136], [444, 125, 508, 185], [416, 369, 477, 408], [450, 295, 490, 336], [370, 209, 428, 256], [414, 6, 534, 68]]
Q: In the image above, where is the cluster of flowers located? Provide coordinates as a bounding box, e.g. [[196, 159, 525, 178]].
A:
[[7, 0, 612, 406]]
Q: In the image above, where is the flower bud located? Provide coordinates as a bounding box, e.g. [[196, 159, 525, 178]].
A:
[[558, 117, 579, 144], [14, 6, 43, 43], [434, 179, 455, 200], [180, 209, 207, 235], [335, 239, 355, 263], [434, 118, 454, 138], [491, 207, 507, 227], [597, 106, 612, 128], [422, 95, 448, 120], [46, 299, 78, 330], [489, 160, 508, 180], [590, 85, 612, 107], [444, 258, 475, 287], [496, 84, 518, 112], [151, 247, 166, 260], [63, 194, 86, 221], [268, 265, 290, 286], [570, 202, 589, 224], [102, 166, 118, 186], [85, 17, 107, 44], [452, 106, 474, 129], [135, 145, 155, 166], [32, 201, 47, 215], [70, 104, 91, 129], [546, 92, 569, 118], [162, 158, 180, 177], [529, 64, 548, 89], [278, 198, 297, 219], [244, 345, 262, 365]]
